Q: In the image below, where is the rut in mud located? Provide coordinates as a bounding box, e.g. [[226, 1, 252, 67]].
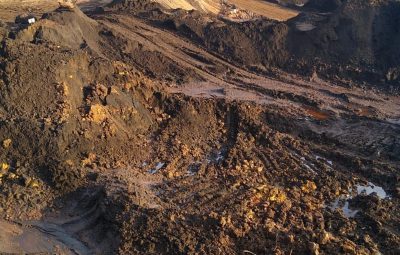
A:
[[0, 0, 399, 255]]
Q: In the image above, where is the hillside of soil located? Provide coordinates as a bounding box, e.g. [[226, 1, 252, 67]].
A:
[[133, 0, 400, 90], [0, 0, 399, 254]]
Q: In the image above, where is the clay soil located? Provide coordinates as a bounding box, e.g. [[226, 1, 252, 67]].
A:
[[0, 0, 399, 255]]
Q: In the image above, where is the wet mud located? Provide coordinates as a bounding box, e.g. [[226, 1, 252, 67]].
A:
[[0, 0, 399, 254]]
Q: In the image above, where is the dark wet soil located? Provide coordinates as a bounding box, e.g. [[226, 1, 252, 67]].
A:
[[0, 1, 399, 255]]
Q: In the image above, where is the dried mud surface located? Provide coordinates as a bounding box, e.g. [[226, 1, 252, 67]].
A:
[[0, 0, 399, 254]]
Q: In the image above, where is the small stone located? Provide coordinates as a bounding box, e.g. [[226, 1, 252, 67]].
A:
[[167, 171, 174, 178], [29, 180, 40, 188], [23, 176, 32, 187], [266, 208, 275, 218], [88, 104, 108, 123], [309, 242, 320, 255], [319, 230, 333, 245], [245, 209, 255, 221], [1, 163, 9, 171], [58, 0, 76, 9], [2, 139, 12, 149], [7, 173, 17, 180], [342, 240, 356, 254], [301, 180, 317, 193], [81, 153, 96, 167], [220, 215, 231, 227]]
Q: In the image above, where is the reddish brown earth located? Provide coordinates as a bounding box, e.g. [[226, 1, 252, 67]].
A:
[[0, 1, 399, 255]]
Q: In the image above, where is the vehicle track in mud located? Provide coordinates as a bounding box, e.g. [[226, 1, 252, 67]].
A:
[[95, 13, 400, 119]]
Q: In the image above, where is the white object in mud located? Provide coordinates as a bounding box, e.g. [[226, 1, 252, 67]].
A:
[[28, 18, 36, 24]]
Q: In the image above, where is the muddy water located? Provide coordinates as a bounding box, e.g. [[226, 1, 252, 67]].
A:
[[329, 182, 390, 218], [303, 106, 331, 121]]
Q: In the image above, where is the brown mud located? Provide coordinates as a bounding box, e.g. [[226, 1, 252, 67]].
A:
[[0, 0, 399, 254]]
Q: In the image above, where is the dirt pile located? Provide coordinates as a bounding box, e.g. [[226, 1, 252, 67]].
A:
[[142, 9, 290, 67], [133, 0, 400, 89], [289, 0, 400, 86], [305, 0, 344, 11], [118, 98, 400, 254], [0, 1, 399, 254], [0, 7, 156, 220], [102, 0, 163, 13], [15, 7, 102, 53]]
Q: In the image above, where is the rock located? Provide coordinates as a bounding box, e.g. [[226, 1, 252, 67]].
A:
[[319, 230, 333, 245], [23, 176, 33, 187], [7, 173, 17, 180], [88, 104, 109, 124], [308, 242, 320, 255], [58, 0, 77, 9], [341, 240, 356, 254], [301, 180, 317, 193], [1, 163, 9, 171], [2, 139, 12, 149], [81, 153, 97, 167]]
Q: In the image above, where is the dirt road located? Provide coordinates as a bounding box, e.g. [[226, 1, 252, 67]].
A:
[[0, 0, 112, 21], [229, 0, 299, 21], [0, 0, 298, 22]]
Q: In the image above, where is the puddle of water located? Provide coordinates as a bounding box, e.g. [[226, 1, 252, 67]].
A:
[[207, 149, 226, 163], [302, 159, 317, 174], [303, 106, 330, 121], [215, 151, 225, 162], [148, 162, 165, 174], [330, 199, 359, 218], [328, 182, 389, 218], [315, 155, 333, 166], [356, 182, 389, 199], [187, 162, 201, 176]]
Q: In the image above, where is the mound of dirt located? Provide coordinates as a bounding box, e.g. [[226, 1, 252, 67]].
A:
[[137, 0, 400, 89], [305, 0, 344, 11], [15, 7, 103, 54], [0, 7, 157, 219], [0, 1, 399, 255], [145, 9, 289, 67], [103, 0, 162, 12], [288, 0, 400, 86]]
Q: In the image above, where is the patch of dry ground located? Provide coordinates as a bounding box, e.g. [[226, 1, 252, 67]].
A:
[[0, 0, 112, 22], [229, 0, 299, 21], [154, 0, 299, 20]]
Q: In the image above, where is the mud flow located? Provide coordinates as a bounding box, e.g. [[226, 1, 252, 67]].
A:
[[0, 0, 399, 254]]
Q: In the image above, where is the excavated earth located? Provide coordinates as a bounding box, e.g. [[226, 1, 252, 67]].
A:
[[0, 0, 399, 254]]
